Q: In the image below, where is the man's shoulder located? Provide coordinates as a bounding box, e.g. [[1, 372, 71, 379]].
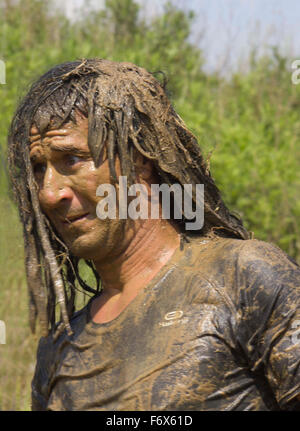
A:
[[181, 236, 300, 322], [188, 235, 299, 270], [185, 235, 300, 299], [37, 301, 90, 352]]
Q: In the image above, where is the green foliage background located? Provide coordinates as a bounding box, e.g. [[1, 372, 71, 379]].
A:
[[0, 0, 299, 410]]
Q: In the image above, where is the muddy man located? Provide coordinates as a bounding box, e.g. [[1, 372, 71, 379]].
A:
[[8, 59, 300, 410]]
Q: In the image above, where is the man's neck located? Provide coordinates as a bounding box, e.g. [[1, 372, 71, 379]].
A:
[[90, 219, 181, 323], [93, 219, 181, 296]]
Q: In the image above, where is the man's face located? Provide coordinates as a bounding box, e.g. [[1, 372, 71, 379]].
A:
[[29, 115, 129, 261]]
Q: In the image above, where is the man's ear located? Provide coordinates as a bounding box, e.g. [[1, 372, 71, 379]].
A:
[[134, 151, 154, 182]]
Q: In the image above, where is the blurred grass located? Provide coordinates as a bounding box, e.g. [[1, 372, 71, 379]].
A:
[[0, 196, 38, 411]]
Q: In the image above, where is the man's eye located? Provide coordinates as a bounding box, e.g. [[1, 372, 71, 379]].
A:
[[33, 163, 46, 175], [65, 155, 83, 166]]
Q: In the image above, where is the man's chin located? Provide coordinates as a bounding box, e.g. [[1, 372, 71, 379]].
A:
[[65, 233, 108, 260], [68, 241, 98, 260]]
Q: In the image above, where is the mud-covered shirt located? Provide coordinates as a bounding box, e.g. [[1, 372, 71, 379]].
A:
[[31, 237, 300, 410]]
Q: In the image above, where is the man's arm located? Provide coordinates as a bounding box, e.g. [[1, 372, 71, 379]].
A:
[[31, 335, 55, 411], [235, 239, 300, 410]]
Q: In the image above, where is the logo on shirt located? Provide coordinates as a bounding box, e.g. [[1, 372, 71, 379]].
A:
[[159, 310, 188, 327]]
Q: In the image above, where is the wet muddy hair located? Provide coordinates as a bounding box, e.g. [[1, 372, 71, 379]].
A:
[[8, 58, 249, 338]]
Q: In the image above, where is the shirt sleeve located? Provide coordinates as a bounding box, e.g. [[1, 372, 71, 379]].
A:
[[235, 240, 300, 410], [31, 334, 55, 411]]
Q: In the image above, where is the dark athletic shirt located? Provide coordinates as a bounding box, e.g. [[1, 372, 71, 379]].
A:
[[31, 236, 300, 410]]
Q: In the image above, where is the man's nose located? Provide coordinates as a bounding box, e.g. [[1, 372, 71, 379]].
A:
[[39, 165, 73, 209]]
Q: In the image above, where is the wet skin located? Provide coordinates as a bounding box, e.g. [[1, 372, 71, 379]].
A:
[[29, 115, 181, 323], [30, 116, 130, 262]]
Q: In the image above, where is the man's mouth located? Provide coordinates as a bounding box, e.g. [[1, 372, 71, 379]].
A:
[[63, 213, 90, 224]]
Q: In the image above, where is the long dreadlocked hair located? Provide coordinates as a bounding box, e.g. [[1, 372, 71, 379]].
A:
[[7, 58, 250, 339]]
